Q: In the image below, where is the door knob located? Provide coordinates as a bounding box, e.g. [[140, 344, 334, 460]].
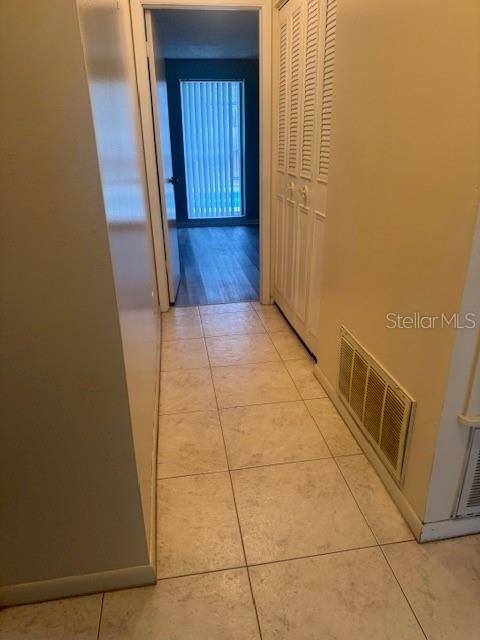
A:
[[167, 176, 179, 185], [287, 181, 295, 197]]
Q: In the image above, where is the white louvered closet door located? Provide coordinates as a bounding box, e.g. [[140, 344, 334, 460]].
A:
[[273, 0, 337, 356]]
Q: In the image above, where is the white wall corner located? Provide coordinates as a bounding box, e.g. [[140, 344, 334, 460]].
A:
[[424, 204, 480, 523]]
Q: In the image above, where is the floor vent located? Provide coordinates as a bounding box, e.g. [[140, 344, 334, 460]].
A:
[[338, 327, 415, 483], [457, 429, 480, 517]]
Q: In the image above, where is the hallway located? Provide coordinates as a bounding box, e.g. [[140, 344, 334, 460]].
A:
[[3, 302, 479, 639]]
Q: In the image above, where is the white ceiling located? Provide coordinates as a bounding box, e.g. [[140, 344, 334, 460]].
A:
[[152, 9, 259, 60]]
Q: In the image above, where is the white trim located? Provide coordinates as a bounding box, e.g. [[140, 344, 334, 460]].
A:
[[419, 515, 480, 543], [129, 0, 272, 306], [313, 362, 480, 542], [313, 363, 424, 541], [147, 316, 160, 569], [129, 1, 170, 311], [145, 10, 181, 302], [0, 564, 156, 607], [424, 205, 480, 521]]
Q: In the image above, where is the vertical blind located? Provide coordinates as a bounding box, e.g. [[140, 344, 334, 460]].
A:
[[180, 80, 244, 219]]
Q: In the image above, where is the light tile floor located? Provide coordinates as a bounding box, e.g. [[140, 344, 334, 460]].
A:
[[2, 302, 480, 639]]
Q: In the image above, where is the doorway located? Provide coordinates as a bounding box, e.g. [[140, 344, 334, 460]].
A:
[[131, 0, 272, 311]]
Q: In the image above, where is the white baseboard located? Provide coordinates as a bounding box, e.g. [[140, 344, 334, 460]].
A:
[[0, 563, 156, 607], [313, 363, 424, 541], [420, 516, 480, 542], [1, 326, 161, 609], [313, 364, 480, 543]]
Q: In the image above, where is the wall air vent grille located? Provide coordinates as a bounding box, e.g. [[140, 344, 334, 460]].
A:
[[457, 429, 480, 517], [338, 327, 415, 483]]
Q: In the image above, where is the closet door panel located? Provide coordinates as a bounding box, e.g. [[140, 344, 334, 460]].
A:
[[274, 195, 286, 297], [294, 204, 311, 322], [317, 0, 337, 184], [285, 198, 297, 306], [273, 0, 336, 356], [277, 20, 289, 174], [300, 0, 321, 180], [306, 211, 326, 339], [273, 5, 290, 306], [286, 1, 304, 178]]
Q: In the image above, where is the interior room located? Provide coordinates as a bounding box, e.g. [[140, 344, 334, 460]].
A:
[[151, 9, 260, 306], [1, 0, 480, 638]]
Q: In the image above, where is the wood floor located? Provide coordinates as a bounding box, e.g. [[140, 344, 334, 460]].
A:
[[175, 225, 259, 306]]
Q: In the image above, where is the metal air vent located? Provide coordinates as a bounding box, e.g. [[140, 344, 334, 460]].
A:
[[457, 429, 480, 517], [338, 327, 416, 483]]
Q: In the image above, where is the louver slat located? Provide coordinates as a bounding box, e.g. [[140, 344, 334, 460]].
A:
[[457, 429, 480, 517], [277, 22, 288, 172], [350, 353, 368, 421], [300, 0, 320, 178], [380, 388, 407, 470], [467, 453, 480, 508], [337, 328, 415, 483], [287, 6, 302, 175], [364, 369, 386, 442], [318, 0, 337, 183], [339, 337, 354, 400]]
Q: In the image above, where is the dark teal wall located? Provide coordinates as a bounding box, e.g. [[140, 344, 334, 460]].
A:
[[165, 59, 259, 226]]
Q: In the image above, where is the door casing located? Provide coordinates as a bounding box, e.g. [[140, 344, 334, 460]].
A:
[[145, 11, 182, 301], [130, 0, 273, 310]]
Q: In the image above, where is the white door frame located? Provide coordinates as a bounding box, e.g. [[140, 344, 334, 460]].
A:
[[130, 0, 273, 310]]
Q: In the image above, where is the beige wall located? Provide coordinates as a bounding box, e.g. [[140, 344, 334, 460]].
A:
[[424, 208, 480, 523], [0, 0, 151, 601], [77, 0, 160, 554], [316, 0, 480, 520]]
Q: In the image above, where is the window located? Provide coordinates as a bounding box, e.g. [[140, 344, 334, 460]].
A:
[[180, 80, 244, 219]]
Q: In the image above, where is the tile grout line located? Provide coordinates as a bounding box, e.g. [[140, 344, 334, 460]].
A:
[[157, 454, 337, 482], [153, 538, 425, 585], [205, 330, 282, 368], [162, 305, 424, 636], [153, 542, 385, 584], [281, 381, 335, 463], [95, 592, 104, 640], [200, 311, 264, 640], [296, 361, 425, 635], [302, 396, 337, 458], [303, 398, 363, 460], [333, 454, 428, 639], [160, 396, 304, 418], [259, 319, 314, 412], [378, 545, 429, 640], [246, 542, 379, 568], [252, 303, 298, 335], [264, 316, 324, 406], [156, 564, 247, 583]]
